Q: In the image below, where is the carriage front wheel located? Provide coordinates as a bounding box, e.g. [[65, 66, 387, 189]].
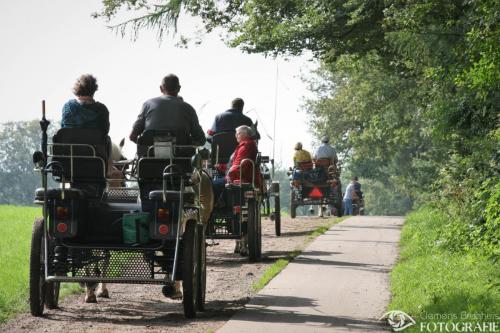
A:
[[29, 218, 46, 316], [196, 223, 206, 311], [182, 220, 199, 318]]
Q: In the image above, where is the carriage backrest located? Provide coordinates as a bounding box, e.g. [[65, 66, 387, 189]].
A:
[[137, 130, 195, 177], [210, 131, 237, 165], [51, 128, 108, 196]]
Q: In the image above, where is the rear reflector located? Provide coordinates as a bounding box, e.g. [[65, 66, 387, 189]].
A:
[[56, 222, 68, 233], [309, 187, 323, 198], [158, 224, 169, 235]]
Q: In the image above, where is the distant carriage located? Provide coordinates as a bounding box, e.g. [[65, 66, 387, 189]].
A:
[[289, 159, 342, 218]]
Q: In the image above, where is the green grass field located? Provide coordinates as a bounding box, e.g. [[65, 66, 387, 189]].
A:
[[0, 205, 81, 323], [388, 207, 500, 332]]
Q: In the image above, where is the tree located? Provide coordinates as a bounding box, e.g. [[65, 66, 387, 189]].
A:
[[0, 121, 55, 205]]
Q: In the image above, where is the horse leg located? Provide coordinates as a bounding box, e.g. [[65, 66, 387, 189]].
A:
[[97, 250, 110, 298]]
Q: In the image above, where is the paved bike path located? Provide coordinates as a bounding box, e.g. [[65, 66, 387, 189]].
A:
[[217, 216, 404, 332]]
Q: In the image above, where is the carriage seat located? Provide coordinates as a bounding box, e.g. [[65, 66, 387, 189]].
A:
[[295, 161, 313, 171], [210, 131, 237, 165], [314, 158, 332, 168], [35, 187, 86, 201]]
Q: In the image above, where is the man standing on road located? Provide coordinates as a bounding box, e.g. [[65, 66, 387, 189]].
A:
[[313, 136, 338, 165], [129, 74, 205, 146], [207, 98, 260, 140], [343, 178, 355, 216]]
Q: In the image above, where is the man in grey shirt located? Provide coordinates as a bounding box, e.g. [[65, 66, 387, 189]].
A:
[[313, 136, 338, 164], [129, 74, 205, 146]]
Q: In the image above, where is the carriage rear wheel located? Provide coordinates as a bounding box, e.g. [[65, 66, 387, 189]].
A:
[[248, 199, 261, 262], [182, 220, 199, 319], [196, 223, 206, 311], [30, 218, 45, 316]]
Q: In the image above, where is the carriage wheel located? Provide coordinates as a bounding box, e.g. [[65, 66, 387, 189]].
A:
[[274, 194, 281, 236], [336, 183, 343, 217], [30, 218, 45, 316], [182, 220, 199, 319], [247, 199, 260, 262], [290, 191, 297, 219], [257, 206, 262, 259], [196, 223, 206, 311], [45, 234, 60, 309], [45, 282, 60, 309]]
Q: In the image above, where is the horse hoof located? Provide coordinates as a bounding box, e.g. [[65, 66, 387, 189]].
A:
[[85, 295, 97, 303]]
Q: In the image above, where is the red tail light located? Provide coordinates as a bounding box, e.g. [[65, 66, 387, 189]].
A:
[[233, 206, 241, 214], [56, 206, 69, 220]]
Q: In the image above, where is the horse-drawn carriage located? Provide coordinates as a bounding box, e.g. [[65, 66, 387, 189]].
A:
[[289, 159, 342, 218], [205, 131, 280, 262], [30, 110, 208, 318]]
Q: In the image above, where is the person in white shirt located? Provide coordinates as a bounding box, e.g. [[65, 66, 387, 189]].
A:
[[313, 136, 338, 165], [343, 178, 355, 215]]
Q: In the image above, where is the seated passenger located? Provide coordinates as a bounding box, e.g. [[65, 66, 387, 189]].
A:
[[61, 74, 114, 174], [61, 74, 110, 135], [292, 142, 313, 181], [313, 136, 338, 166], [293, 142, 313, 169], [129, 74, 205, 147], [207, 98, 260, 141], [226, 125, 260, 186]]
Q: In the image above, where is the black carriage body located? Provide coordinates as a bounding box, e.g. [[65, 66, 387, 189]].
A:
[[290, 163, 342, 217], [34, 129, 202, 285]]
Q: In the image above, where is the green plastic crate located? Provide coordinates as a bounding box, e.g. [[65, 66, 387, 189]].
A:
[[122, 212, 150, 245]]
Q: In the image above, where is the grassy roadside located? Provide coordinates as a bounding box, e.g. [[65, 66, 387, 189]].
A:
[[0, 205, 82, 324], [252, 216, 348, 291], [388, 207, 499, 332]]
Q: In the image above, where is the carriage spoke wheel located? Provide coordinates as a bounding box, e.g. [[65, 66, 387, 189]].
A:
[[247, 199, 261, 262], [182, 220, 199, 318], [30, 218, 46, 316], [196, 224, 206, 311]]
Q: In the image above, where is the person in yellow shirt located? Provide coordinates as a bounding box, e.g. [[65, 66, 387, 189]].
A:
[[293, 142, 312, 166]]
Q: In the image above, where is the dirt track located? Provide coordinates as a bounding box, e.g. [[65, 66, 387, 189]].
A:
[[1, 215, 331, 333]]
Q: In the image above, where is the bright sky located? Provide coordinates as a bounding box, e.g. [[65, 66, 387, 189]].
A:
[[0, 0, 317, 166]]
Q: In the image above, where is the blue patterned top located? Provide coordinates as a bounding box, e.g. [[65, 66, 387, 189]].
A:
[[61, 99, 110, 134]]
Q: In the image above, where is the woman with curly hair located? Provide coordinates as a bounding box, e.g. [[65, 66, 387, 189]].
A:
[[61, 74, 109, 134]]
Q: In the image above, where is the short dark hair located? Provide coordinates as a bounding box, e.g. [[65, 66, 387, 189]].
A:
[[73, 74, 98, 97], [161, 74, 180, 92], [231, 98, 244, 111]]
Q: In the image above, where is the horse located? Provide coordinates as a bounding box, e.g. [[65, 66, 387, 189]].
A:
[[83, 138, 126, 303]]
